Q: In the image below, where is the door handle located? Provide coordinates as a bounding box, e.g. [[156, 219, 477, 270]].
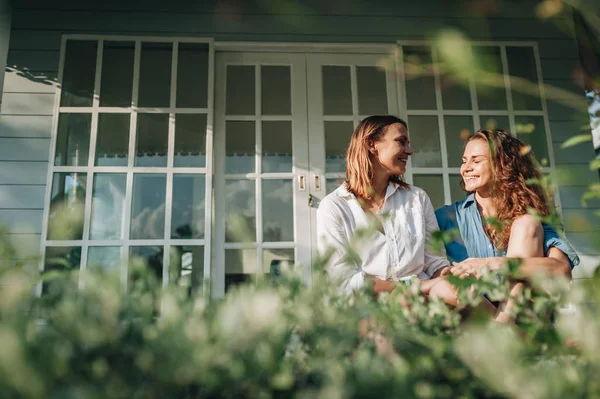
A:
[[298, 175, 306, 191], [314, 175, 321, 191]]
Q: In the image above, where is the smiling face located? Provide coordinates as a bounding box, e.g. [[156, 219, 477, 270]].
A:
[[369, 122, 413, 179], [460, 138, 493, 193]]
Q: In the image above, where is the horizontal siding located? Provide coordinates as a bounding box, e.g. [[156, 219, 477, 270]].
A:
[[0, 92, 55, 115], [0, 185, 46, 209], [6, 233, 41, 259], [6, 49, 60, 71], [572, 255, 600, 279], [549, 120, 590, 142], [0, 138, 50, 161], [559, 186, 600, 209], [0, 161, 48, 184], [3, 69, 58, 93], [562, 209, 600, 232], [0, 209, 43, 233], [0, 115, 53, 138]]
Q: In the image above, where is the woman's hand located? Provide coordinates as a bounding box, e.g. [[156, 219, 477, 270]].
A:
[[450, 257, 504, 278], [420, 277, 459, 307]]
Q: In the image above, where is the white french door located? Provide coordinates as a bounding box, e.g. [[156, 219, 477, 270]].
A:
[[213, 51, 398, 296]]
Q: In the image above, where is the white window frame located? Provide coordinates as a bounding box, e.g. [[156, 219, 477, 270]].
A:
[[38, 35, 215, 296]]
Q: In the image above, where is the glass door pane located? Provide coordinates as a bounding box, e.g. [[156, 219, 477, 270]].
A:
[[213, 52, 310, 296]]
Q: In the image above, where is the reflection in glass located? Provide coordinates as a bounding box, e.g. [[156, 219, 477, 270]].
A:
[[515, 116, 549, 164], [174, 114, 207, 167], [408, 115, 442, 167], [172, 175, 205, 239], [326, 178, 342, 195], [135, 113, 169, 167], [100, 41, 134, 106], [169, 246, 204, 294], [357, 66, 388, 115], [87, 246, 121, 272], [449, 174, 467, 203], [55, 113, 91, 167], [138, 43, 172, 107], [129, 246, 163, 314], [506, 47, 542, 111], [445, 116, 474, 167], [480, 115, 510, 132], [47, 173, 87, 240], [325, 121, 353, 173], [226, 121, 255, 174], [440, 74, 471, 110], [225, 180, 256, 243], [262, 121, 292, 173], [130, 174, 166, 240], [404, 46, 437, 110], [263, 180, 294, 242], [90, 174, 126, 240], [96, 113, 130, 166], [177, 43, 209, 108], [60, 40, 97, 107], [413, 174, 444, 209], [473, 46, 507, 110], [323, 66, 352, 115], [261, 66, 291, 115], [225, 249, 257, 292], [42, 246, 81, 296], [226, 65, 255, 115], [265, 248, 295, 279]]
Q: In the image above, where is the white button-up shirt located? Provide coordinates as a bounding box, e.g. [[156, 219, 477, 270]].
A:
[[317, 182, 449, 293]]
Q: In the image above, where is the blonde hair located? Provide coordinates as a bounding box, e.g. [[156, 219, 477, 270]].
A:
[[345, 115, 409, 199]]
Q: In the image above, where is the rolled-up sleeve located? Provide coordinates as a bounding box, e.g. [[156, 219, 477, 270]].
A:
[[316, 199, 365, 293], [422, 194, 450, 277], [542, 224, 580, 268]]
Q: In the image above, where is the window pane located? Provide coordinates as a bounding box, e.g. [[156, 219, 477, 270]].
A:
[[506, 47, 542, 111], [129, 246, 163, 298], [47, 173, 87, 241], [262, 121, 292, 173], [226, 65, 255, 115], [55, 113, 92, 166], [323, 66, 352, 115], [515, 116, 549, 165], [225, 249, 257, 292], [174, 114, 207, 168], [169, 246, 204, 294], [261, 66, 291, 115], [473, 46, 507, 110], [100, 41, 134, 107], [87, 246, 121, 272], [60, 40, 97, 107], [90, 174, 126, 240], [226, 121, 255, 174], [96, 113, 130, 166], [325, 121, 353, 173], [42, 246, 81, 296], [138, 43, 172, 108], [130, 174, 166, 240], [263, 180, 294, 242], [265, 248, 295, 279], [440, 75, 471, 110], [412, 174, 444, 209], [135, 113, 169, 167], [408, 115, 442, 167], [480, 115, 510, 132], [225, 180, 256, 243], [326, 178, 342, 195], [445, 116, 474, 167], [450, 174, 466, 203], [172, 174, 205, 239], [176, 43, 209, 108], [357, 66, 388, 115], [404, 46, 437, 110]]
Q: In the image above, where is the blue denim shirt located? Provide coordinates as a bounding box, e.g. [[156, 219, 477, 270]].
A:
[[435, 193, 580, 267]]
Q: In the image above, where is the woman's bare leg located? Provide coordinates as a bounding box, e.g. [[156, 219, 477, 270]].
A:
[[496, 215, 544, 322]]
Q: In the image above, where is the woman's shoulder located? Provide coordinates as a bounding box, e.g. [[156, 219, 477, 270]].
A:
[[318, 183, 353, 214]]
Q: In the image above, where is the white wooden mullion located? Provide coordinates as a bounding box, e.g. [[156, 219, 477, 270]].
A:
[[533, 43, 562, 211], [255, 64, 264, 276], [467, 46, 481, 131], [395, 45, 413, 184], [64, 34, 213, 44], [430, 46, 452, 205], [350, 64, 360, 127], [203, 42, 216, 290], [500, 46, 517, 137], [59, 106, 210, 114]]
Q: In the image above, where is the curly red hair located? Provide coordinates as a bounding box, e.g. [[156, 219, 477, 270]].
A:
[[463, 130, 552, 249]]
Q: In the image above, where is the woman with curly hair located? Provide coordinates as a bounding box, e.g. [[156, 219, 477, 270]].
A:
[[435, 129, 578, 320]]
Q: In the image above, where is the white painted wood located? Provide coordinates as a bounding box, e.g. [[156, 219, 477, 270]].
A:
[[0, 0, 11, 102], [0, 138, 50, 161], [0, 161, 47, 184], [0, 93, 55, 115], [0, 115, 53, 138], [0, 185, 46, 208]]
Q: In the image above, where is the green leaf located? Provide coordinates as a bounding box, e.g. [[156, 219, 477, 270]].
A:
[[590, 159, 600, 171], [561, 134, 592, 148]]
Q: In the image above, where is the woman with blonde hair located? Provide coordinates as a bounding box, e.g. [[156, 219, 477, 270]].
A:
[[317, 115, 454, 299], [435, 129, 578, 320]]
